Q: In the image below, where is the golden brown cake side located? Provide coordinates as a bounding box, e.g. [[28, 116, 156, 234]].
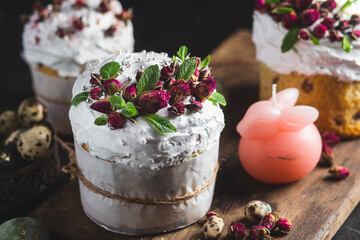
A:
[[259, 62, 360, 138]]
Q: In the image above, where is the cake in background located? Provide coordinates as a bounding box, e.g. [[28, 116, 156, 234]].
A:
[[253, 0, 360, 138], [22, 0, 134, 135], [68, 46, 226, 234]]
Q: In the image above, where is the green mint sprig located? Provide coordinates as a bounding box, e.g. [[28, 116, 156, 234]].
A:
[[281, 26, 300, 53], [100, 62, 121, 80], [340, 0, 358, 11], [310, 34, 320, 46], [199, 55, 210, 69], [177, 45, 188, 61], [208, 92, 227, 106], [176, 58, 197, 82], [145, 114, 177, 133], [109, 95, 139, 117], [70, 91, 90, 106], [136, 65, 160, 96], [342, 35, 351, 53], [94, 115, 108, 126], [265, 0, 280, 4], [272, 7, 295, 14]]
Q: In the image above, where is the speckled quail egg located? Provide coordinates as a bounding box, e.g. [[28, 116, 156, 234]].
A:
[[0, 217, 50, 240], [17, 125, 52, 161], [203, 215, 225, 239], [245, 200, 272, 223], [17, 98, 47, 127], [0, 110, 20, 135]]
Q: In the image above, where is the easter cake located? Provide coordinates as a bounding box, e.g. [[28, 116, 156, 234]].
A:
[[68, 47, 226, 234], [253, 0, 360, 137], [22, 0, 134, 135]]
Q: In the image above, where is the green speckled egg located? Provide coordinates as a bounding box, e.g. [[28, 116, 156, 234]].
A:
[[0, 217, 50, 240]]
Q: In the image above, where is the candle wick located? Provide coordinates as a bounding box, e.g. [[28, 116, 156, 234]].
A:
[[272, 84, 277, 107]]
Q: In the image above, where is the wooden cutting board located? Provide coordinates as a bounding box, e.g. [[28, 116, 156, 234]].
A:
[[28, 29, 360, 240]]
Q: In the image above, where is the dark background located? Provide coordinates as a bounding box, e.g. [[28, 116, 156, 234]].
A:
[[0, 1, 358, 239]]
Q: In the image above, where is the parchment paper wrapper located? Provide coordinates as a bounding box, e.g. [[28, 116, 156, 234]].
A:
[[29, 65, 76, 135], [74, 140, 220, 235]]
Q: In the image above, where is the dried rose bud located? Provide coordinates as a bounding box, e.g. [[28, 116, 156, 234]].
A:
[[260, 213, 279, 231], [190, 68, 200, 82], [117, 9, 133, 22], [352, 30, 360, 40], [136, 70, 143, 82], [228, 222, 246, 240], [104, 25, 117, 37], [90, 87, 103, 100], [139, 90, 171, 114], [199, 67, 211, 82], [123, 83, 137, 102], [254, 0, 268, 13], [33, 1, 44, 11], [188, 81, 196, 95], [301, 9, 320, 27], [168, 102, 185, 116], [322, 18, 335, 29], [294, 0, 312, 11], [163, 78, 175, 90], [99, 0, 110, 13], [154, 81, 163, 90], [249, 226, 271, 240], [350, 14, 360, 25], [195, 78, 217, 102], [276, 218, 292, 234], [56, 27, 68, 38], [299, 28, 310, 40], [339, 20, 350, 30], [104, 79, 121, 95], [169, 79, 190, 102], [206, 212, 218, 219], [73, 0, 86, 9], [321, 0, 337, 11], [90, 74, 102, 85], [329, 30, 341, 42], [186, 100, 203, 113], [321, 144, 335, 166], [90, 99, 113, 114], [108, 113, 126, 129], [36, 10, 49, 23], [160, 66, 173, 80], [283, 12, 299, 30], [35, 36, 41, 45], [322, 132, 340, 147], [313, 25, 327, 38], [329, 166, 350, 180], [73, 17, 85, 31]]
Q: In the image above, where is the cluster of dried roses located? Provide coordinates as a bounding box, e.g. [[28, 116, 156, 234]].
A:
[[255, 0, 360, 52], [30, 0, 132, 40]]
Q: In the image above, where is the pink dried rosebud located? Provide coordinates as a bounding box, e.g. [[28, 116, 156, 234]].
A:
[[139, 90, 171, 114], [322, 18, 335, 29], [104, 25, 117, 37], [163, 78, 175, 90], [322, 132, 340, 147], [299, 28, 310, 40], [301, 9, 320, 27], [321, 0, 337, 11], [186, 100, 203, 113], [104, 79, 121, 95], [322, 144, 335, 166], [154, 81, 163, 90], [329, 30, 341, 42], [117, 9, 133, 22], [313, 25, 327, 38], [73, 0, 86, 9], [123, 83, 137, 102], [254, 0, 268, 13], [188, 81, 196, 95], [169, 79, 191, 102], [90, 74, 102, 85], [90, 99, 113, 114], [329, 166, 350, 180], [160, 66, 173, 80], [260, 213, 279, 231], [249, 226, 271, 240], [205, 212, 218, 219], [168, 102, 185, 116], [136, 70, 143, 82], [276, 218, 292, 234], [283, 12, 299, 29], [33, 1, 44, 11], [294, 0, 312, 11], [228, 222, 246, 240], [90, 87, 103, 100], [190, 68, 200, 82], [350, 14, 360, 25], [199, 67, 211, 82], [108, 113, 126, 129], [73, 17, 85, 31], [56, 27, 67, 38], [99, 0, 110, 13], [339, 20, 350, 30], [195, 78, 217, 101], [352, 30, 360, 40]]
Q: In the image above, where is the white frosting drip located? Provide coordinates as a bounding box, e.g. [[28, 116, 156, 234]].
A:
[[69, 52, 225, 170], [252, 0, 360, 82], [22, 0, 134, 77]]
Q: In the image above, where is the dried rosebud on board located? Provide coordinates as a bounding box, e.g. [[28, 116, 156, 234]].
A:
[[329, 166, 350, 180], [203, 216, 224, 239], [276, 218, 292, 234], [228, 222, 246, 240], [260, 212, 279, 231], [249, 226, 271, 240]]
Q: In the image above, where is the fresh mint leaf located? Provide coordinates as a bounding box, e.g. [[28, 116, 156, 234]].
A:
[[109, 95, 125, 109], [177, 45, 188, 61], [176, 58, 197, 82], [342, 35, 351, 53], [310, 34, 320, 46], [272, 7, 295, 14], [208, 92, 227, 106], [94, 115, 108, 126], [145, 114, 177, 133], [172, 55, 177, 62], [281, 27, 300, 53], [199, 55, 210, 69], [70, 91, 89, 106], [100, 62, 121, 80], [121, 102, 139, 118], [136, 65, 161, 96], [265, 0, 280, 4], [340, 0, 358, 11]]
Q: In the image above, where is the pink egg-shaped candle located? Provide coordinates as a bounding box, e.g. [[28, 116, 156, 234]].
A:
[[237, 86, 322, 184]]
